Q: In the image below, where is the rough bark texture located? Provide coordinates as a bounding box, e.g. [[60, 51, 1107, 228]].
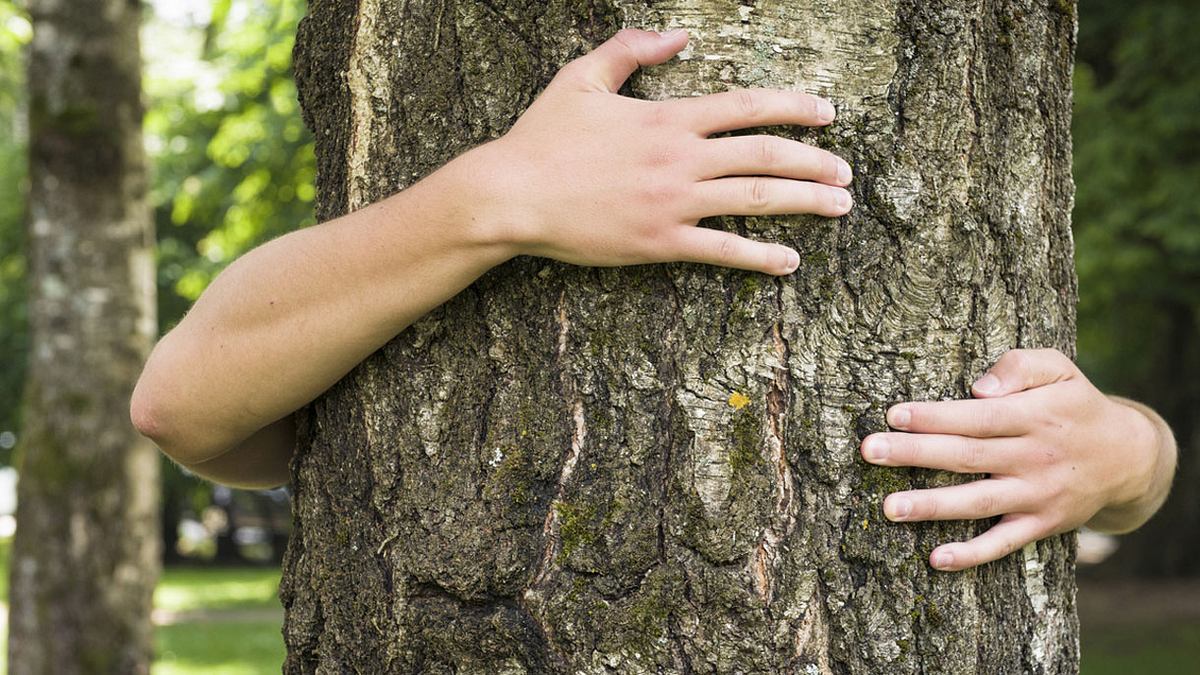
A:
[[284, 0, 1080, 672], [8, 0, 160, 672]]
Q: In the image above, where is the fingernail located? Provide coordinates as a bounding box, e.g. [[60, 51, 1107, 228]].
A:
[[817, 98, 836, 123], [863, 436, 889, 462], [837, 160, 853, 186], [784, 249, 800, 273], [887, 496, 912, 520], [974, 373, 1001, 395], [932, 551, 954, 570], [835, 189, 852, 211], [660, 28, 688, 39], [888, 405, 911, 429]]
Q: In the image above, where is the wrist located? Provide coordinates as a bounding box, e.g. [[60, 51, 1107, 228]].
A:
[[431, 140, 528, 261], [1110, 397, 1160, 506], [1089, 396, 1176, 533]]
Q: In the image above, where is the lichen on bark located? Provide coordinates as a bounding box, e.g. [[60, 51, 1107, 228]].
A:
[[284, 1, 1080, 672]]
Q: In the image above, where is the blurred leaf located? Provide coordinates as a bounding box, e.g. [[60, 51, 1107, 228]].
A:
[[145, 0, 315, 331]]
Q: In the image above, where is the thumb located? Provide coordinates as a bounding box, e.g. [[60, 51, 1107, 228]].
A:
[[972, 348, 1078, 398], [556, 28, 689, 93]]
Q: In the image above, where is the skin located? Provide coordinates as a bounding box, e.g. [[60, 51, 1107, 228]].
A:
[[131, 30, 852, 487], [863, 348, 1178, 571], [132, 29, 1177, 570]]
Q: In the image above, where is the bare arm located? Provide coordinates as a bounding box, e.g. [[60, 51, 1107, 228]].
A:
[[131, 29, 855, 487], [1087, 396, 1177, 534]]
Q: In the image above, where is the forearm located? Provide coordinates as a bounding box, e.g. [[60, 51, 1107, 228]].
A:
[[177, 415, 297, 490], [132, 146, 512, 467], [133, 29, 856, 487], [1086, 396, 1178, 533]]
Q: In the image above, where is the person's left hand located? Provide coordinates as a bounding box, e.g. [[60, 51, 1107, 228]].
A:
[[860, 348, 1159, 571]]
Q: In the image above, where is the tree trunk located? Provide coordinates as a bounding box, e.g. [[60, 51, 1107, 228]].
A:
[[8, 0, 160, 673], [284, 1, 1080, 672]]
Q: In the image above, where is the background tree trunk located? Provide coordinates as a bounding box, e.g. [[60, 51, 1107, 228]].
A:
[[284, 0, 1080, 672], [8, 0, 160, 672]]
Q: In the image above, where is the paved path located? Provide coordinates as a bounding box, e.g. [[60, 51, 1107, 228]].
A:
[[151, 607, 283, 626]]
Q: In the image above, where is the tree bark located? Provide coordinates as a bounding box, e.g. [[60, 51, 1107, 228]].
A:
[[284, 1, 1080, 672], [8, 0, 160, 673]]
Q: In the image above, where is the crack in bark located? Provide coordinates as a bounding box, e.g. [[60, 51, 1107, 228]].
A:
[[793, 580, 834, 674], [525, 292, 584, 593], [751, 303, 800, 606]]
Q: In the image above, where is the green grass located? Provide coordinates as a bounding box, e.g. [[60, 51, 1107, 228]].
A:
[[153, 619, 284, 675], [1081, 620, 1200, 675], [152, 564, 284, 673], [1, 534, 1198, 672], [0, 536, 285, 674], [156, 565, 282, 613]]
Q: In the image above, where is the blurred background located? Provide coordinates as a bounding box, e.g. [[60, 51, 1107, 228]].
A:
[[0, 0, 1195, 672]]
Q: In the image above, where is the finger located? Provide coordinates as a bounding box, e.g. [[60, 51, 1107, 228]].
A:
[[861, 433, 1023, 475], [972, 348, 1079, 398], [883, 479, 1029, 523], [695, 135, 852, 186], [669, 89, 836, 135], [555, 28, 689, 93], [688, 177, 852, 219], [669, 226, 799, 276], [887, 398, 1027, 437], [928, 514, 1047, 571]]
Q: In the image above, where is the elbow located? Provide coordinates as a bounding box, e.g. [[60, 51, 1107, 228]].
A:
[[130, 372, 211, 466], [130, 376, 167, 447]]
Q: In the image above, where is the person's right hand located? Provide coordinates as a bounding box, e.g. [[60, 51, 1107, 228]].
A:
[[469, 28, 853, 276]]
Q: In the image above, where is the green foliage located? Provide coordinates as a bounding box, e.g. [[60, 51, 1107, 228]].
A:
[[0, 0, 315, 464], [0, 1, 29, 461], [1071, 0, 1200, 577], [1073, 0, 1200, 397], [145, 0, 315, 331]]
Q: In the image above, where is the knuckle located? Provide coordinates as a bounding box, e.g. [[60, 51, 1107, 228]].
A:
[[613, 29, 639, 50], [636, 180, 681, 207], [980, 401, 1010, 436], [1003, 349, 1029, 374], [1048, 348, 1079, 375], [745, 177, 772, 211], [733, 89, 762, 120], [755, 136, 778, 168], [958, 439, 987, 473], [1037, 441, 1062, 467], [641, 143, 678, 168], [1000, 536, 1021, 557], [973, 492, 999, 516], [713, 235, 738, 265], [643, 103, 673, 129], [1028, 402, 1058, 431], [552, 61, 585, 85]]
